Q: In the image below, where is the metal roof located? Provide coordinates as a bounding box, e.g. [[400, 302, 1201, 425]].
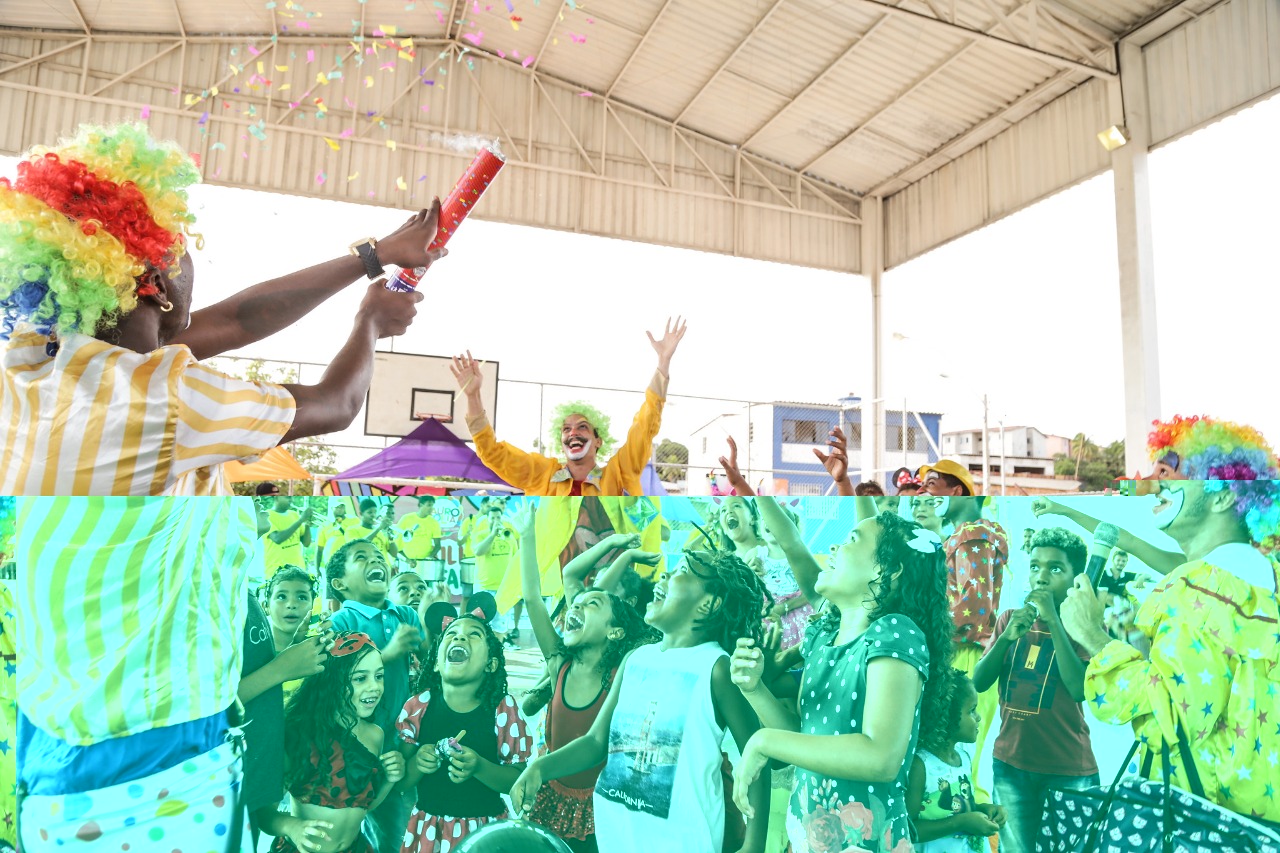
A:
[[0, 0, 1225, 273]]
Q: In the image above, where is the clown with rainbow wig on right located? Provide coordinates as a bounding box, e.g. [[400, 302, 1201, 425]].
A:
[[1055, 414, 1280, 832]]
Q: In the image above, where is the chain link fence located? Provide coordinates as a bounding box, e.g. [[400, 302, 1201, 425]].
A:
[[207, 354, 1080, 495]]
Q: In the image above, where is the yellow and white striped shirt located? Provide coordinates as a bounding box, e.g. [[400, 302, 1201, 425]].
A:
[[0, 328, 295, 495], [15, 497, 257, 745]]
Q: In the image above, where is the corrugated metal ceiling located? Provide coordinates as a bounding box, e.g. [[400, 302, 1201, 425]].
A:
[[2, 0, 1189, 198]]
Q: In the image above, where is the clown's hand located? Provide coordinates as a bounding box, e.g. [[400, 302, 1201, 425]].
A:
[[647, 316, 687, 374], [450, 351, 484, 397]]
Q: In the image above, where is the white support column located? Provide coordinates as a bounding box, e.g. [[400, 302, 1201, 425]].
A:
[[1111, 41, 1161, 475], [862, 196, 885, 483]]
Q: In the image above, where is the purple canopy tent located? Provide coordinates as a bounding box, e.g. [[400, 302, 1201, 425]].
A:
[[329, 418, 512, 495]]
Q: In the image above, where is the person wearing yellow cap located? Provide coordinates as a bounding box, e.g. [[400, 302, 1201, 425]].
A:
[[917, 460, 1005, 803], [918, 458, 977, 497]]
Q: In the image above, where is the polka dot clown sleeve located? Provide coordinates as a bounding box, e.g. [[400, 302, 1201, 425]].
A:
[[493, 694, 533, 766]]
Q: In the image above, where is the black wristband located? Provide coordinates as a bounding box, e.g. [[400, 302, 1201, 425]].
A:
[[351, 240, 384, 280]]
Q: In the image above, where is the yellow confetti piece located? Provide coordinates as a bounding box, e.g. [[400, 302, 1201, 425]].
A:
[[276, 64, 289, 71], [396, 176, 408, 190], [279, 83, 291, 91], [347, 172, 359, 181], [324, 137, 341, 151], [365, 76, 374, 88], [210, 86, 219, 97], [316, 72, 328, 85], [380, 23, 398, 35], [398, 50, 414, 60], [386, 139, 397, 151], [257, 61, 264, 73], [400, 38, 413, 48], [184, 93, 200, 106], [511, 20, 519, 30]]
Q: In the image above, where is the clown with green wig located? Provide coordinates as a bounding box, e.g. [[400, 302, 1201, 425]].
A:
[[0, 122, 445, 495], [450, 316, 687, 496], [1054, 415, 1280, 830]]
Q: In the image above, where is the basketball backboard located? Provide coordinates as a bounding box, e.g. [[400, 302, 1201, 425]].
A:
[[365, 351, 499, 442]]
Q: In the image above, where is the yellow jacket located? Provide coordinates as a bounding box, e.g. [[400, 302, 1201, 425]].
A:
[[467, 371, 668, 496], [1083, 547, 1280, 821]]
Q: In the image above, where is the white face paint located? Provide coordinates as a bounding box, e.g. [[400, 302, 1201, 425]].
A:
[[1153, 486, 1186, 531], [565, 444, 591, 461]]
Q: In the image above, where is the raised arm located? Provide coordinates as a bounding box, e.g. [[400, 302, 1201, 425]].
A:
[[814, 426, 855, 496], [513, 502, 562, 660], [1031, 498, 1184, 575], [174, 202, 444, 360], [563, 532, 635, 601], [594, 548, 660, 595], [718, 437, 756, 496], [454, 351, 551, 491], [757, 497, 823, 605], [277, 283, 424, 443], [729, 637, 801, 732]]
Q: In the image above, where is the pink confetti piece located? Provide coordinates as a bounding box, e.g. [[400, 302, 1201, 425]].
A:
[[578, 91, 592, 97], [306, 49, 315, 63], [462, 31, 484, 46], [522, 55, 535, 68], [339, 128, 355, 138], [568, 32, 586, 44], [316, 172, 326, 184], [140, 105, 151, 119], [248, 45, 261, 56]]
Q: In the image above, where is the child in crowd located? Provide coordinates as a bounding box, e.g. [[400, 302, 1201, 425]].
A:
[[262, 567, 326, 701], [329, 541, 427, 852], [907, 670, 1006, 852], [391, 571, 429, 610], [719, 498, 814, 651], [396, 614, 532, 852], [510, 546, 771, 853], [514, 503, 651, 852], [273, 632, 406, 853], [972, 527, 1099, 853], [731, 502, 954, 853]]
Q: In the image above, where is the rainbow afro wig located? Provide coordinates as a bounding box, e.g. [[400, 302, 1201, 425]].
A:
[[1148, 415, 1278, 481], [548, 400, 614, 460], [0, 122, 201, 340], [1149, 415, 1279, 551]]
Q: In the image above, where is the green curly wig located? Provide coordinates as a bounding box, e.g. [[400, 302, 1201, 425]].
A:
[[548, 400, 614, 459]]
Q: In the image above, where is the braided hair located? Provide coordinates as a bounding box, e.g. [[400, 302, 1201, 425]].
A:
[[414, 614, 509, 715], [682, 548, 773, 653], [818, 511, 954, 754]]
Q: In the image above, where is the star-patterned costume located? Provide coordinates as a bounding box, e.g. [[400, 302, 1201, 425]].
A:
[[1084, 544, 1280, 822], [945, 519, 1008, 803]]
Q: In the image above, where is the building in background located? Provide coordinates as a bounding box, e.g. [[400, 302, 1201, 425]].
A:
[[686, 397, 943, 495], [943, 426, 1082, 494]]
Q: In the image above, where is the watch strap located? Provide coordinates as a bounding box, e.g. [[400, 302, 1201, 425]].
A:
[[353, 240, 384, 280]]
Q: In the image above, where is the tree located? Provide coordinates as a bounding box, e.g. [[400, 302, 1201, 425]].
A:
[[654, 438, 689, 483], [206, 358, 340, 495], [1053, 433, 1126, 491]]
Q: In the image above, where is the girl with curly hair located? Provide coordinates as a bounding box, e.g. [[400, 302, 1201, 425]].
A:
[[0, 122, 443, 496], [511, 543, 772, 853], [731, 501, 954, 853], [510, 502, 653, 852], [395, 614, 532, 852], [274, 632, 406, 853]]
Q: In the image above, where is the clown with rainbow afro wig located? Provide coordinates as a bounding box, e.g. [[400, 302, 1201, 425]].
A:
[[0, 121, 446, 495], [0, 123, 200, 341]]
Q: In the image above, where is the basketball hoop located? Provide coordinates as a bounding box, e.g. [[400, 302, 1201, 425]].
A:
[[414, 412, 454, 423]]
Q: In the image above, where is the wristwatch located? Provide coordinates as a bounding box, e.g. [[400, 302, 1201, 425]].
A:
[[348, 238, 384, 280]]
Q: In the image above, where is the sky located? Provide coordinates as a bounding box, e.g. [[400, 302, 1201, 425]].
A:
[[3, 93, 1277, 473]]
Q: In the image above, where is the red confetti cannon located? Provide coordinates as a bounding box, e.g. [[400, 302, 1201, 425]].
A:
[[386, 144, 506, 291]]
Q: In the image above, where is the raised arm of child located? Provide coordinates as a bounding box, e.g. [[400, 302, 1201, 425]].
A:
[[711, 656, 770, 853], [509, 650, 633, 815], [906, 756, 1000, 842], [733, 657, 923, 815], [1031, 498, 1184, 575], [514, 502, 563, 663], [563, 532, 638, 603], [718, 436, 757, 496], [594, 548, 660, 596], [814, 426, 855, 496], [757, 497, 823, 605]]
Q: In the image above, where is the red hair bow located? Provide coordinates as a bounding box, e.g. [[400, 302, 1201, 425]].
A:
[[331, 631, 376, 658], [440, 607, 487, 629]]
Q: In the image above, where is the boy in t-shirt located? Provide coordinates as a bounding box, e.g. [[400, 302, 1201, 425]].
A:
[[972, 528, 1099, 853]]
